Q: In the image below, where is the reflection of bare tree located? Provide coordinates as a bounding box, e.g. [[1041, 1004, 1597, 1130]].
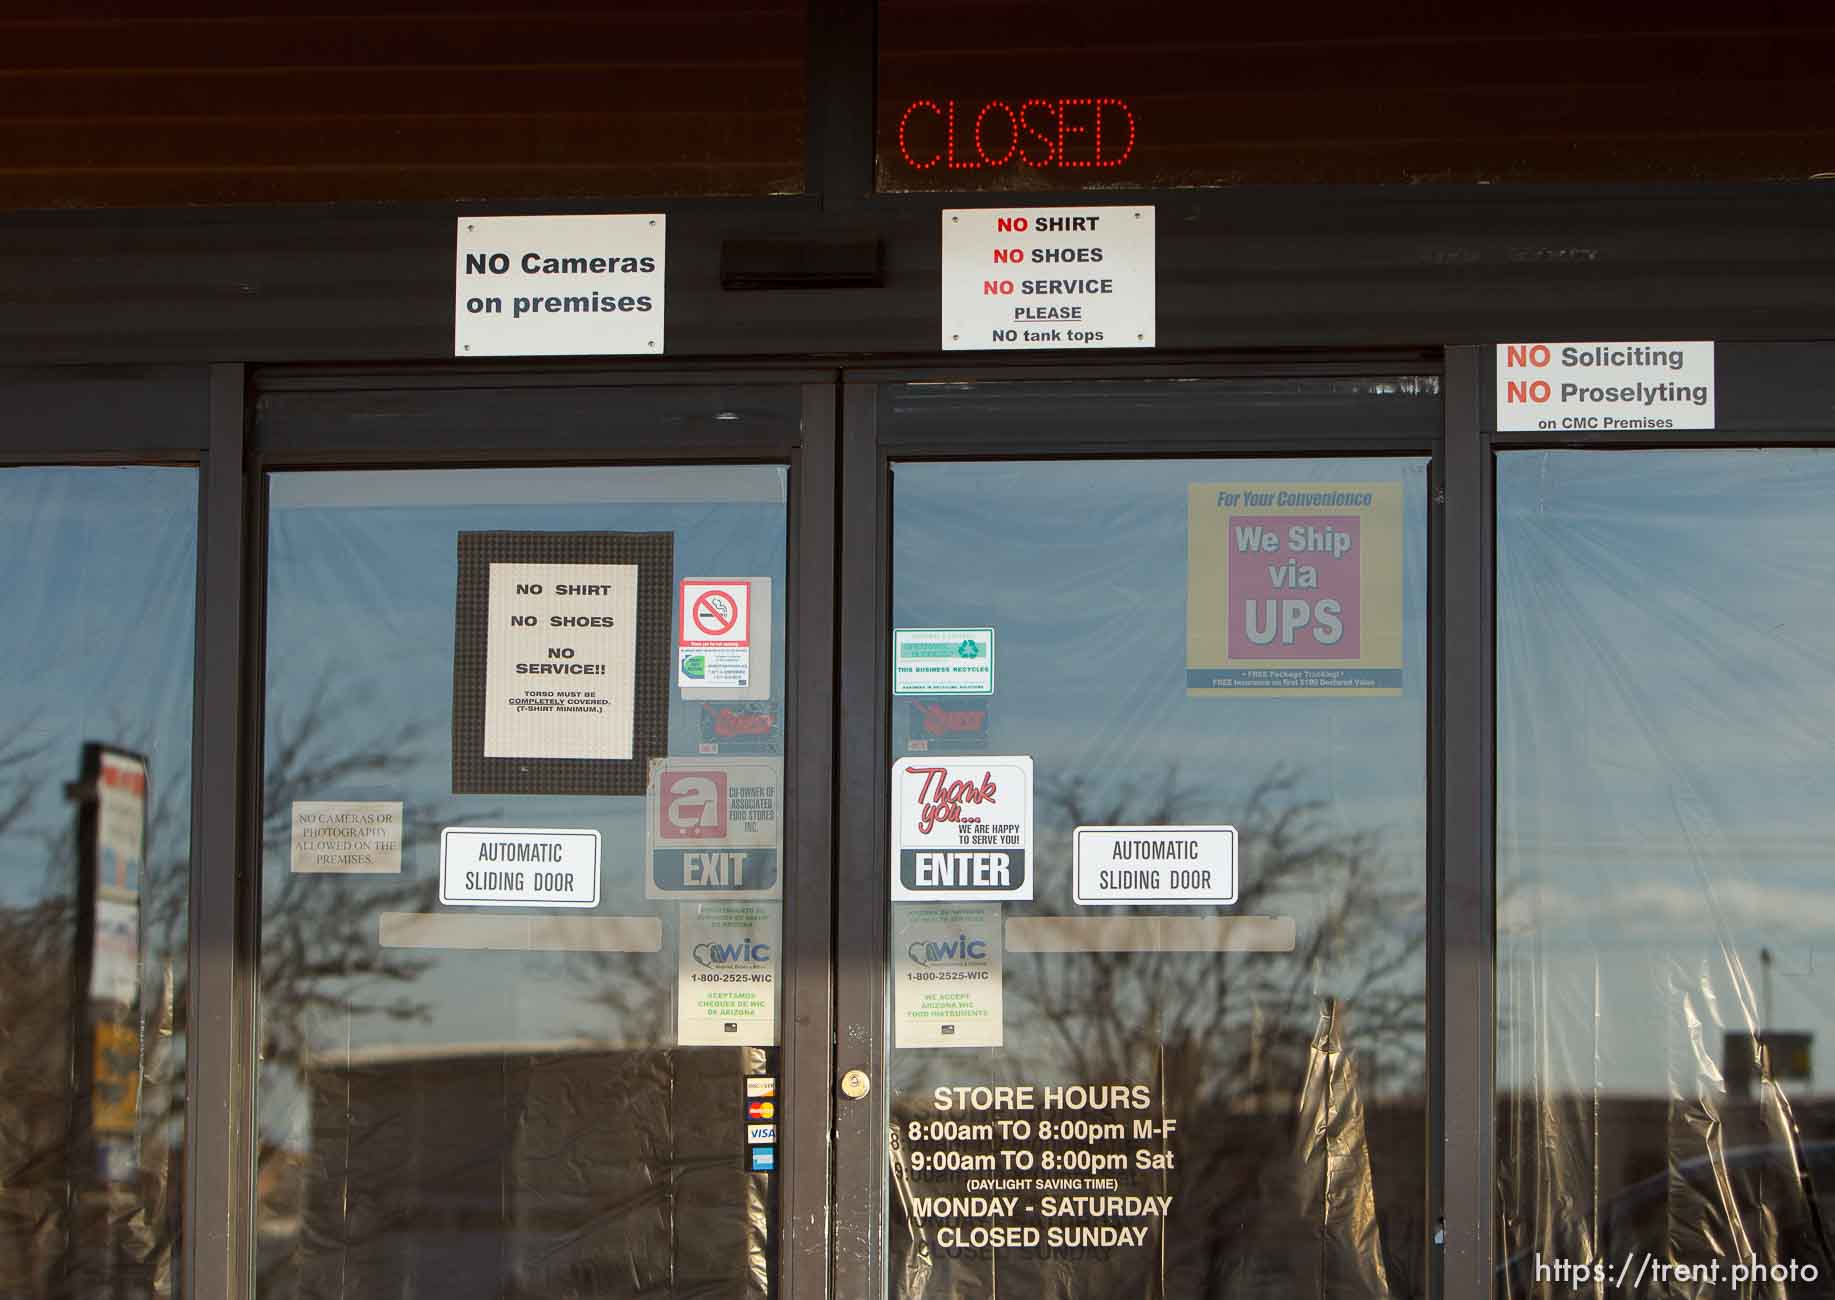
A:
[[257, 681, 445, 1064], [0, 723, 185, 1298], [565, 948, 673, 1046], [253, 681, 470, 1296], [894, 764, 1428, 1300]]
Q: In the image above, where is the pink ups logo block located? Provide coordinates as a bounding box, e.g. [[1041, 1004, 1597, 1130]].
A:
[[1226, 516, 1361, 660]]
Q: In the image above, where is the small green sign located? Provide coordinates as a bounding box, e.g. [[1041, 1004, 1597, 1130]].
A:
[[892, 627, 995, 696]]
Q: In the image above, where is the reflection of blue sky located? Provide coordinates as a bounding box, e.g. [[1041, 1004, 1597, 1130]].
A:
[[1499, 451, 1835, 1097], [889, 457, 1429, 1097], [0, 468, 197, 905], [259, 467, 788, 1144], [892, 456, 1430, 899]]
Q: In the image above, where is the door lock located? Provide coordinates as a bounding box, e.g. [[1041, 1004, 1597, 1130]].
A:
[[839, 1069, 871, 1100]]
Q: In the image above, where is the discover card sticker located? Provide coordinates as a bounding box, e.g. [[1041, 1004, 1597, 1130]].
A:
[[890, 756, 1033, 901]]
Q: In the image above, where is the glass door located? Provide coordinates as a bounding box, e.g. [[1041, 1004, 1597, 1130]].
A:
[[245, 378, 834, 1300], [835, 374, 1442, 1300]]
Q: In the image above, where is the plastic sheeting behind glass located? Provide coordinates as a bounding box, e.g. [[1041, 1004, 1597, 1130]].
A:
[[0, 467, 197, 1296], [887, 457, 1429, 1298], [1498, 451, 1835, 1297], [257, 466, 786, 1300]]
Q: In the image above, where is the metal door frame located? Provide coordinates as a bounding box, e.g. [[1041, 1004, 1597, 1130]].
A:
[[830, 354, 1470, 1299], [216, 364, 841, 1299]]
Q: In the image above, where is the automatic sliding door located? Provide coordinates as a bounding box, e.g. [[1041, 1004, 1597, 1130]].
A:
[[874, 445, 1431, 1298], [253, 464, 792, 1299]]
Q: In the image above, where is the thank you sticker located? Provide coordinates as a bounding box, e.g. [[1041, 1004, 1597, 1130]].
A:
[[890, 756, 1033, 901]]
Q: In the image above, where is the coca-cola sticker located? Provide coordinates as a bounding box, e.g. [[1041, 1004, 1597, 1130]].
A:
[[890, 755, 1033, 901]]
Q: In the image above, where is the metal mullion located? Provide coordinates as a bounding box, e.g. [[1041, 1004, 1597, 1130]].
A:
[[874, 437, 1439, 460], [780, 383, 840, 1300], [831, 380, 888, 1300], [186, 363, 251, 1300], [1439, 345, 1494, 1300], [843, 355, 1444, 386], [804, 0, 877, 201]]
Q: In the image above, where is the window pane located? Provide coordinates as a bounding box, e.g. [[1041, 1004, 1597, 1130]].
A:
[[886, 457, 1429, 1297], [0, 466, 197, 1294], [1498, 451, 1835, 1293], [255, 466, 790, 1299]]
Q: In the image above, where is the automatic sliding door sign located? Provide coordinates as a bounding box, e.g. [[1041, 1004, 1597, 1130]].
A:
[[1072, 826, 1238, 906]]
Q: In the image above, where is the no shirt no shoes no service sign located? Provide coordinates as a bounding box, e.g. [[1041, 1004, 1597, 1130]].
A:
[[942, 207, 1154, 351]]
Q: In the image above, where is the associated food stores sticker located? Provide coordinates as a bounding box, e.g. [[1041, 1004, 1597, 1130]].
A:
[[890, 756, 1033, 901]]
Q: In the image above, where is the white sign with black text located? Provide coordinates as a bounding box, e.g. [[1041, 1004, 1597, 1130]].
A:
[[1073, 825, 1238, 906], [942, 206, 1153, 351], [455, 214, 665, 357], [890, 756, 1033, 901], [1496, 341, 1715, 432], [483, 562, 639, 761], [439, 827, 601, 908]]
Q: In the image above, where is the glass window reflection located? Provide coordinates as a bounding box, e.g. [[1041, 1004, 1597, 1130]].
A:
[[886, 457, 1429, 1298], [256, 466, 789, 1299], [0, 466, 197, 1296], [1497, 450, 1835, 1295]]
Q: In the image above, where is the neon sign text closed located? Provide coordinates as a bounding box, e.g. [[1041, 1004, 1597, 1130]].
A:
[[897, 98, 1137, 172]]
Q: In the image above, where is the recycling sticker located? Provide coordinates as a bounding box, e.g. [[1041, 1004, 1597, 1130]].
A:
[[894, 627, 995, 697]]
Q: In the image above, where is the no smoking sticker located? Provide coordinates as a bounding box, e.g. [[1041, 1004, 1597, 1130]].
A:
[[679, 578, 752, 689]]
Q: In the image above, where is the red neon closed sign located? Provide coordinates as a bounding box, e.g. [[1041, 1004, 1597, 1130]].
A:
[[896, 97, 1137, 172]]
